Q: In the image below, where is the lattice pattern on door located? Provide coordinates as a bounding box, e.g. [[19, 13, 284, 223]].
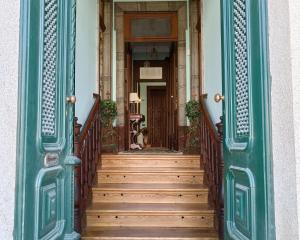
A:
[[41, 0, 58, 136], [233, 0, 249, 137]]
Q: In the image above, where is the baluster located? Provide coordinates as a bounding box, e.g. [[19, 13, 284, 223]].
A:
[[74, 117, 82, 233], [73, 96, 101, 233], [216, 116, 224, 239]]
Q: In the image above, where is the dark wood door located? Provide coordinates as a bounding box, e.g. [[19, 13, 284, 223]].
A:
[[147, 87, 167, 147]]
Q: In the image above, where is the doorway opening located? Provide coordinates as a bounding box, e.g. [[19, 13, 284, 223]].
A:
[[122, 11, 179, 152], [125, 41, 178, 151]]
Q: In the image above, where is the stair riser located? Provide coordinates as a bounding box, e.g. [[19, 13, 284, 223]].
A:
[[86, 214, 214, 228], [102, 159, 200, 168], [98, 173, 203, 184], [93, 191, 208, 204]]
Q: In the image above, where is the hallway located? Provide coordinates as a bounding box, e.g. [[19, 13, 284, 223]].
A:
[[81, 154, 218, 239]]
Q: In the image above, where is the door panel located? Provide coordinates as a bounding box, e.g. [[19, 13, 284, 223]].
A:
[[15, 0, 80, 239], [221, 0, 274, 239], [147, 87, 167, 147]]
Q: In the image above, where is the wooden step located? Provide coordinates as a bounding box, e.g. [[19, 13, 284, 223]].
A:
[[86, 203, 215, 228], [92, 183, 208, 203], [101, 155, 201, 168], [98, 168, 204, 184], [82, 227, 219, 240]]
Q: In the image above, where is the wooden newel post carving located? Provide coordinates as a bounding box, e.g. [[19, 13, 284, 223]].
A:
[[216, 116, 224, 239], [74, 117, 82, 233]]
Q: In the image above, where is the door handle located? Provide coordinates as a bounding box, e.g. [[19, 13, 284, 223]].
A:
[[66, 95, 76, 104], [214, 93, 224, 103]]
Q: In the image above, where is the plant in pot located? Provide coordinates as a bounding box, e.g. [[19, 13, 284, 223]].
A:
[[100, 99, 118, 153], [185, 100, 201, 153]]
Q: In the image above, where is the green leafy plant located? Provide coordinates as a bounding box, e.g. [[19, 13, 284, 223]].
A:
[[100, 100, 117, 127], [185, 100, 201, 153], [100, 100, 118, 152], [185, 100, 201, 122]]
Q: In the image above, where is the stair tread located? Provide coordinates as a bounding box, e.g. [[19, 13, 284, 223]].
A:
[[86, 203, 214, 214], [98, 167, 203, 173], [93, 183, 208, 191], [83, 227, 218, 239]]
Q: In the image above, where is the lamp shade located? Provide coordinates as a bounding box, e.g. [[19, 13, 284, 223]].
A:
[[129, 92, 140, 103]]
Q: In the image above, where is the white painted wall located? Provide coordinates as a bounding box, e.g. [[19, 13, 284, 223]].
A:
[[75, 0, 99, 125], [202, 0, 222, 125], [139, 82, 166, 127], [289, 0, 300, 238], [0, 1, 20, 239], [268, 0, 300, 238]]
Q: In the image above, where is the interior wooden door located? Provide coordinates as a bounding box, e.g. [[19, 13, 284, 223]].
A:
[[147, 87, 167, 148]]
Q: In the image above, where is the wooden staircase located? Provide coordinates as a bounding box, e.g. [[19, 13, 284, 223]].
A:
[[81, 154, 219, 240]]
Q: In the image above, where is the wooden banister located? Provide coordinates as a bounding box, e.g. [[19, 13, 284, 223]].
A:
[[74, 94, 101, 233], [199, 96, 224, 239]]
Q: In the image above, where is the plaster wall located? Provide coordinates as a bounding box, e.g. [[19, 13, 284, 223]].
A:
[[0, 1, 20, 238], [202, 0, 222, 125], [288, 0, 300, 237], [75, 0, 99, 124], [268, 0, 300, 238]]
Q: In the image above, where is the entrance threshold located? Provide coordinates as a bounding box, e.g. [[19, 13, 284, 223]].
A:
[[118, 147, 183, 155]]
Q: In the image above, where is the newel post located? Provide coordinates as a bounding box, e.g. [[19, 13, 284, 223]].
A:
[[216, 116, 224, 239], [74, 117, 82, 233]]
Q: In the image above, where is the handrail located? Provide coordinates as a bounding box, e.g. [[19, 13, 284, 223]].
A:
[[74, 94, 101, 233], [199, 95, 224, 239]]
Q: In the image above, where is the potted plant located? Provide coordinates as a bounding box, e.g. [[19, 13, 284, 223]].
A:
[[185, 100, 201, 153], [100, 99, 118, 152]]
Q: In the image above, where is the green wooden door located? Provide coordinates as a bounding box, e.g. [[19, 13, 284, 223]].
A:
[[220, 0, 274, 239], [14, 0, 80, 239]]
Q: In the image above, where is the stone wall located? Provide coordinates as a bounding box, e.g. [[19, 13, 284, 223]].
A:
[[102, 1, 112, 99]]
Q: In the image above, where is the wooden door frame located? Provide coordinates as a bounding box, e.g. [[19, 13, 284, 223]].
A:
[[147, 86, 167, 147], [128, 50, 179, 150]]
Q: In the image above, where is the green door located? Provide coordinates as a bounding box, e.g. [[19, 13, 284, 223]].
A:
[[14, 0, 80, 239], [220, 0, 274, 239]]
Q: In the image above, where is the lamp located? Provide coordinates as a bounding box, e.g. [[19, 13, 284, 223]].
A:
[[130, 92, 140, 103], [129, 92, 141, 114]]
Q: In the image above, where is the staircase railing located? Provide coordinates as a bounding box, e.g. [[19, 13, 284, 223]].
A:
[[199, 95, 224, 238], [74, 94, 101, 233]]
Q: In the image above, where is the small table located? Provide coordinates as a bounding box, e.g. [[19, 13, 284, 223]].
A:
[[129, 114, 143, 150]]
